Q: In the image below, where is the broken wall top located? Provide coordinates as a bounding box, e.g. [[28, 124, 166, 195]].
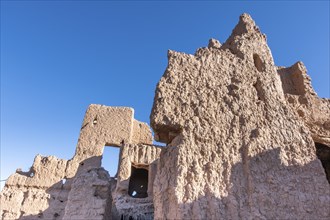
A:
[[150, 13, 330, 219]]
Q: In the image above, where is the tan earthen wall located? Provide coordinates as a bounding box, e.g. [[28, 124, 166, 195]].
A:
[[150, 14, 330, 219]]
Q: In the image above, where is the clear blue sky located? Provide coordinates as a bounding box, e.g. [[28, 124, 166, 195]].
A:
[[1, 1, 329, 187]]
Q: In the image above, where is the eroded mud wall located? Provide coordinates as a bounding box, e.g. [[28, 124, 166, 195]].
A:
[[150, 14, 330, 219]]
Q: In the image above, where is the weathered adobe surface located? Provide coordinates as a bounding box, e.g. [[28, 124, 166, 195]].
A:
[[278, 62, 330, 182], [0, 105, 155, 220], [1, 13, 329, 220], [1, 155, 69, 220], [278, 62, 330, 146], [150, 13, 330, 219]]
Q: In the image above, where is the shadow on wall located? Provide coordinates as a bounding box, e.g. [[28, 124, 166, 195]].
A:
[[172, 147, 330, 219], [19, 156, 113, 220], [18, 178, 69, 220], [19, 148, 330, 220]]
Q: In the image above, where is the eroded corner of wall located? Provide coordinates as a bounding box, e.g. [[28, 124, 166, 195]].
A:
[[278, 62, 330, 146], [132, 120, 153, 145], [0, 155, 69, 219]]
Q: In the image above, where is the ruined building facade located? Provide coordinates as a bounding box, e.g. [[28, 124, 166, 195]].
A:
[[1, 14, 330, 220]]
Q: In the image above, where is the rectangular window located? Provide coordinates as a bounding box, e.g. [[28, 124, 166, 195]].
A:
[[102, 146, 120, 178]]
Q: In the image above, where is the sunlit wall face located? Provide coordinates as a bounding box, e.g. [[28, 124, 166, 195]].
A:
[[1, 1, 329, 190]]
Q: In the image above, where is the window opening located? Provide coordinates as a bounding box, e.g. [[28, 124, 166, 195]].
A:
[[128, 166, 148, 198], [152, 131, 167, 147], [153, 140, 166, 147], [102, 146, 120, 178], [315, 142, 330, 184]]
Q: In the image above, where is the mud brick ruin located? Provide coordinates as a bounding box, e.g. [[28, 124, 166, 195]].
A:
[[1, 14, 329, 220]]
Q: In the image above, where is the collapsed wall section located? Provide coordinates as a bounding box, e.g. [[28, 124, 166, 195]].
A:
[[0, 155, 69, 219], [1, 104, 154, 220]]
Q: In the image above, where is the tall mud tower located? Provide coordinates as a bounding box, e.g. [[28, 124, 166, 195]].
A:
[[150, 14, 330, 219]]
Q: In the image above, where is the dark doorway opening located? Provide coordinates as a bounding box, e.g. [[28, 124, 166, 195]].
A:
[[128, 166, 148, 198], [315, 142, 330, 184]]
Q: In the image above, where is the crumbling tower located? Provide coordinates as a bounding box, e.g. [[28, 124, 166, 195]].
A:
[[150, 13, 330, 219]]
